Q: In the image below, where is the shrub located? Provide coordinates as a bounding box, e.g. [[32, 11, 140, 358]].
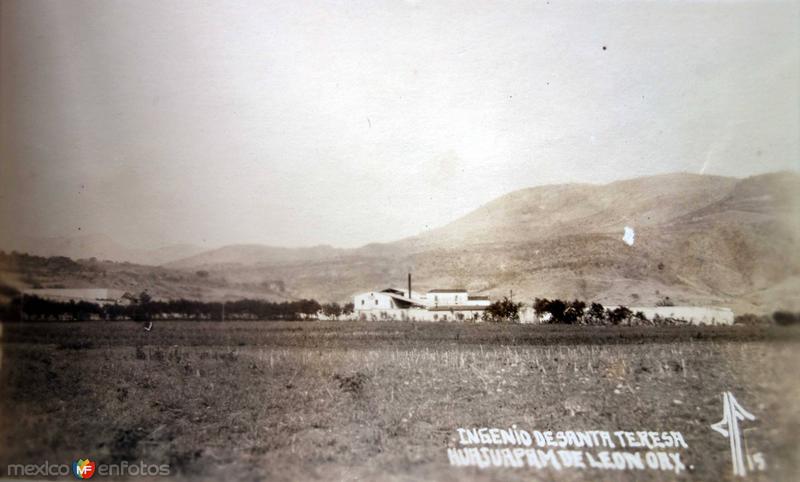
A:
[[656, 296, 675, 307], [773, 311, 800, 326], [734, 313, 771, 325], [333, 372, 369, 396]]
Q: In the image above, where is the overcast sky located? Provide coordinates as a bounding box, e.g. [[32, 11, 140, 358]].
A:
[[1, 0, 798, 250]]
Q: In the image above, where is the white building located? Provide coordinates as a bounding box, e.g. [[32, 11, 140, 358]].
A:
[[353, 287, 491, 322]]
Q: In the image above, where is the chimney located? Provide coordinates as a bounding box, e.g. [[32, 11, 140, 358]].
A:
[[408, 273, 412, 300]]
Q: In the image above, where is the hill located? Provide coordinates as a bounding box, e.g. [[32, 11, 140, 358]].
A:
[[165, 172, 800, 314], [0, 252, 291, 304], [164, 244, 345, 270], [406, 173, 740, 248], [2, 172, 798, 314], [0, 233, 206, 266]]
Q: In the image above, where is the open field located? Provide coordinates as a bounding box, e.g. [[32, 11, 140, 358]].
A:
[[1, 321, 799, 481]]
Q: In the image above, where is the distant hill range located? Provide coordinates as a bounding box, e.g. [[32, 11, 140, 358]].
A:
[[1, 233, 207, 266], [2, 172, 798, 314]]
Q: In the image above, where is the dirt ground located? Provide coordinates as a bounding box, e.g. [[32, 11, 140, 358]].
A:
[[1, 321, 799, 481]]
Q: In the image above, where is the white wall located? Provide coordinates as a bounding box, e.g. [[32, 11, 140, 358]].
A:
[[428, 291, 468, 306], [352, 289, 491, 322], [353, 292, 397, 311], [525, 305, 734, 325], [629, 306, 734, 325], [353, 305, 485, 322]]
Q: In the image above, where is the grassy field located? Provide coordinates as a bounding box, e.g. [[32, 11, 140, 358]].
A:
[[1, 321, 799, 481]]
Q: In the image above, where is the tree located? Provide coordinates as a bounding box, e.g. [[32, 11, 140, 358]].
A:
[[535, 298, 584, 324], [483, 297, 522, 323], [296, 299, 322, 320], [633, 311, 648, 324], [534, 298, 567, 323], [587, 302, 606, 324], [133, 291, 153, 321], [562, 300, 586, 324], [342, 302, 354, 316], [322, 302, 343, 320], [606, 306, 632, 325], [533, 298, 550, 314]]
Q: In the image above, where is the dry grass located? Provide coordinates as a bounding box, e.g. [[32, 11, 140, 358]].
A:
[[1, 321, 799, 481]]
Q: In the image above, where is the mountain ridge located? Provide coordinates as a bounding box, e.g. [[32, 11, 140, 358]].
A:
[[157, 171, 800, 314], [2, 171, 798, 314], [0, 233, 208, 266]]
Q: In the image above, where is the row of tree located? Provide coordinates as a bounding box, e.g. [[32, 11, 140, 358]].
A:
[[4, 291, 797, 326], [479, 297, 800, 326], [532, 298, 650, 325], [481, 297, 667, 325], [0, 293, 354, 322]]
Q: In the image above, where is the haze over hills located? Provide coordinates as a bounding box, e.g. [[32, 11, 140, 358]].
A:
[[2, 172, 799, 314], [1, 233, 206, 266], [165, 244, 346, 270]]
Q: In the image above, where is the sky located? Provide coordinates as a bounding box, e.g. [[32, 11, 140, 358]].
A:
[[1, 0, 798, 250]]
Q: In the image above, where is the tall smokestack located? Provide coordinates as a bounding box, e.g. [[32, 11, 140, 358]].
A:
[[408, 273, 412, 300]]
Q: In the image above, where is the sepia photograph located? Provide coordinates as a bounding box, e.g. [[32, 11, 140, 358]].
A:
[[1, 0, 798, 480]]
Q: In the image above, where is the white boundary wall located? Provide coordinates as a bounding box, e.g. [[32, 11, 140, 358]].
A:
[[629, 306, 734, 325], [525, 305, 734, 325]]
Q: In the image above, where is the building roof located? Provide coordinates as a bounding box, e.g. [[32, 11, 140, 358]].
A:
[[428, 288, 467, 293], [382, 291, 426, 308]]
